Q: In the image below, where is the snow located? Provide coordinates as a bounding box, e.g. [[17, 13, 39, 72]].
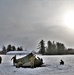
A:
[[6, 51, 30, 55], [0, 55, 74, 75]]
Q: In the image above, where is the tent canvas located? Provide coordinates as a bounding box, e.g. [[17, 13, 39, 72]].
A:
[[15, 53, 43, 68]]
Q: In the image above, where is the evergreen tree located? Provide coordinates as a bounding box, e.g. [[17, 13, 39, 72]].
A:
[[2, 45, 7, 54], [56, 42, 65, 54], [46, 40, 52, 54], [17, 46, 23, 51], [38, 40, 45, 55], [52, 41, 57, 54], [19, 46, 23, 51], [7, 44, 12, 52], [12, 46, 16, 51]]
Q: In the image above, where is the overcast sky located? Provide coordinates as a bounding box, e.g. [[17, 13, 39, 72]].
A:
[[0, 0, 74, 50]]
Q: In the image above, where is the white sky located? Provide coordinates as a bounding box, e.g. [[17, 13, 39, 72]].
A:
[[0, 0, 74, 50]]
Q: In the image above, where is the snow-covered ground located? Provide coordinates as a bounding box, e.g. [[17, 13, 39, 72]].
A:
[[6, 51, 31, 55], [0, 55, 74, 75]]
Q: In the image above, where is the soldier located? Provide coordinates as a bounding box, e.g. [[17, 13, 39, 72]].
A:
[[60, 59, 64, 65], [0, 56, 2, 64], [11, 55, 16, 66]]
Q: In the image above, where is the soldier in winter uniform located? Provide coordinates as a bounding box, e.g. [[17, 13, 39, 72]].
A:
[[11, 55, 16, 66], [0, 56, 2, 64]]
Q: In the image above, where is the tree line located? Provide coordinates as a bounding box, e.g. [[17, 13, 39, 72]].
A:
[[0, 40, 74, 55], [2, 44, 23, 54], [38, 40, 66, 55]]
